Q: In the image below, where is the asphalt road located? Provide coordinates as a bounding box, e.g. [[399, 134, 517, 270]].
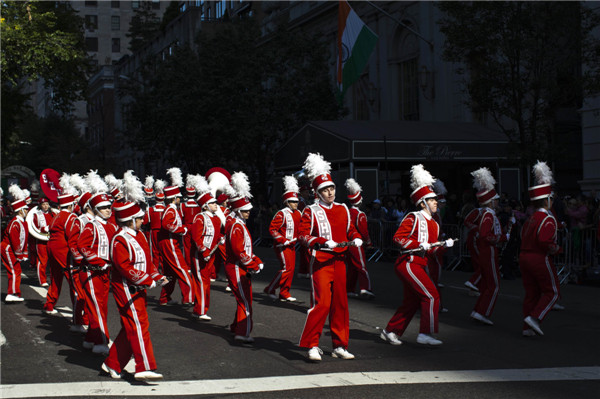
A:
[[1, 246, 599, 398]]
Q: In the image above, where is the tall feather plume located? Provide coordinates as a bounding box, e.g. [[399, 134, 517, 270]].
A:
[[144, 175, 155, 191], [283, 175, 299, 194], [85, 170, 109, 194], [70, 173, 89, 195], [192, 175, 211, 195], [223, 183, 237, 198], [532, 160, 554, 185], [432, 179, 447, 196], [104, 173, 122, 192], [0, 187, 4, 197], [344, 178, 362, 195], [22, 189, 31, 199], [410, 164, 435, 191], [186, 174, 198, 189], [230, 172, 253, 199], [303, 153, 331, 181], [166, 167, 183, 187], [122, 170, 145, 203], [471, 167, 496, 191], [154, 179, 166, 194], [30, 180, 40, 193], [8, 184, 26, 201], [59, 173, 77, 195]]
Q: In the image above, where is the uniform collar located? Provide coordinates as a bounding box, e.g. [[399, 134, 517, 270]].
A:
[[122, 226, 137, 236], [419, 209, 432, 220], [318, 200, 334, 209]]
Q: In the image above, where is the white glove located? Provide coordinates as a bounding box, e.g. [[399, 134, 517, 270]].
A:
[[353, 238, 363, 247], [509, 216, 516, 224], [445, 239, 455, 248], [419, 242, 432, 251], [159, 277, 169, 286], [283, 240, 291, 246], [182, 227, 188, 235], [149, 281, 157, 289], [505, 233, 510, 241], [203, 256, 211, 262], [325, 240, 338, 249], [101, 263, 110, 271], [258, 263, 264, 271]]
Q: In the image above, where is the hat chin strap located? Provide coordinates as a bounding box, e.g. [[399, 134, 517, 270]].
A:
[[421, 200, 433, 216]]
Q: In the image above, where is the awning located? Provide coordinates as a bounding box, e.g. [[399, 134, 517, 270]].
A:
[[274, 120, 511, 170]]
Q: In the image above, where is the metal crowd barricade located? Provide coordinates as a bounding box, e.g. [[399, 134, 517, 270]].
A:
[[366, 218, 384, 262], [560, 226, 599, 284]]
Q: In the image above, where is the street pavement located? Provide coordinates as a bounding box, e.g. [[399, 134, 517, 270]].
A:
[[1, 245, 599, 398]]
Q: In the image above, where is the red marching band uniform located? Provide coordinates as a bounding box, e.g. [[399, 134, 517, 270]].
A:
[[463, 207, 483, 292], [519, 161, 561, 336], [190, 182, 222, 319], [31, 197, 54, 287], [77, 193, 117, 352], [344, 178, 374, 298], [264, 175, 301, 301], [224, 172, 263, 343], [2, 187, 29, 301], [144, 181, 166, 270], [103, 201, 165, 381], [181, 184, 201, 264]]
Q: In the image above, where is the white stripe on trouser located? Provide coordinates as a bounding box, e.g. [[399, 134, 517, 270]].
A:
[[194, 258, 206, 314], [169, 239, 193, 303], [298, 251, 316, 344], [485, 247, 499, 316], [235, 265, 251, 337], [266, 250, 286, 293], [539, 256, 559, 320], [4, 246, 16, 293], [406, 263, 435, 333], [123, 279, 151, 370], [87, 271, 108, 344], [357, 247, 371, 290]]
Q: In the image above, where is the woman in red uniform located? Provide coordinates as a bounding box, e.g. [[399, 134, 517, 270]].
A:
[[264, 175, 301, 302], [519, 161, 560, 336], [469, 168, 508, 326], [298, 153, 362, 362], [224, 172, 264, 343], [190, 176, 222, 320], [344, 178, 374, 299], [2, 185, 29, 302], [31, 197, 54, 287], [380, 165, 452, 347]]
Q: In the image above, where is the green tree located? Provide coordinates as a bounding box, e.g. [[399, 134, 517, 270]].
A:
[[124, 18, 341, 196], [126, 1, 161, 52], [437, 1, 600, 162], [1, 0, 91, 169]]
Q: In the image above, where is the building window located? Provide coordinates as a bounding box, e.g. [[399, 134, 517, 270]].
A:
[[111, 16, 120, 30], [85, 1, 97, 7], [132, 1, 140, 9], [399, 58, 419, 120], [152, 0, 160, 10], [85, 15, 98, 30], [216, 1, 222, 18], [112, 38, 121, 53], [111, 1, 120, 8], [86, 37, 98, 52]]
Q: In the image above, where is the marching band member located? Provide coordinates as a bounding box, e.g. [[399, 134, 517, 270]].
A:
[[463, 204, 483, 295], [206, 168, 233, 282], [105, 174, 123, 225], [298, 153, 362, 361], [264, 175, 301, 302], [43, 175, 82, 315], [142, 175, 155, 245], [78, 170, 118, 355], [344, 178, 374, 299], [469, 168, 508, 326], [182, 175, 202, 264], [381, 165, 451, 347], [190, 176, 222, 320], [224, 172, 264, 343], [431, 178, 449, 311], [102, 196, 167, 381], [158, 167, 194, 306], [144, 179, 166, 270], [31, 196, 54, 287], [2, 185, 29, 302], [296, 184, 312, 279], [520, 161, 561, 336]]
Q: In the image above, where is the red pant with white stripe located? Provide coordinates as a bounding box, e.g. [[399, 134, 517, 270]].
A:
[[224, 262, 254, 337], [158, 238, 194, 305], [35, 241, 49, 286], [386, 256, 440, 335], [520, 252, 560, 329], [44, 246, 75, 312], [104, 286, 157, 373], [264, 246, 296, 299], [69, 265, 89, 326], [150, 230, 161, 271], [191, 254, 213, 316], [346, 246, 371, 293], [473, 245, 500, 317], [79, 269, 110, 345], [299, 254, 349, 349], [2, 243, 22, 296], [466, 236, 482, 288]]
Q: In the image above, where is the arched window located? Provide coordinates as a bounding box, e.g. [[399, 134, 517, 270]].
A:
[[391, 23, 419, 120]]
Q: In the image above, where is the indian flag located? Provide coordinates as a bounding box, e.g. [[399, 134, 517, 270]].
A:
[[337, 0, 378, 99]]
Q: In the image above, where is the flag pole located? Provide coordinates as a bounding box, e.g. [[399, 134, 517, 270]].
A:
[[364, 1, 434, 50]]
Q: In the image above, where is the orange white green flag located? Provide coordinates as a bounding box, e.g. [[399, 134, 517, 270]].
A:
[[337, 0, 378, 101]]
